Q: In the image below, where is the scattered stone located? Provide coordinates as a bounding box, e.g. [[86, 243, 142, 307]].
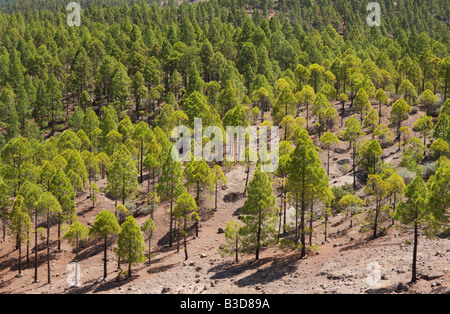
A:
[[200, 253, 207, 258], [218, 228, 225, 234], [189, 261, 195, 266], [431, 281, 441, 288], [162, 287, 171, 294], [365, 281, 398, 294], [195, 266, 202, 272], [396, 282, 409, 293]]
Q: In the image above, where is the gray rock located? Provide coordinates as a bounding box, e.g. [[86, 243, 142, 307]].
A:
[[365, 281, 399, 294]]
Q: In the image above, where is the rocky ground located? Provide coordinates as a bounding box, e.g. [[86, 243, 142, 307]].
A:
[[0, 98, 448, 294]]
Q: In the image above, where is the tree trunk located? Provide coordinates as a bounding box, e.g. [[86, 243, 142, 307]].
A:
[[309, 203, 314, 247], [256, 209, 262, 261], [215, 184, 218, 211], [235, 237, 239, 263], [47, 211, 51, 284], [128, 255, 132, 278], [57, 213, 61, 251], [34, 210, 38, 283], [373, 199, 379, 239], [411, 221, 418, 283], [140, 140, 144, 184], [18, 237, 22, 277], [184, 216, 188, 261], [103, 236, 108, 280], [352, 144, 357, 191], [327, 147, 330, 177], [148, 233, 152, 264], [300, 198, 306, 258], [26, 232, 30, 264]]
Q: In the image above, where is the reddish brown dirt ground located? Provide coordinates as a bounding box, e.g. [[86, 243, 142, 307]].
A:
[[0, 96, 448, 294]]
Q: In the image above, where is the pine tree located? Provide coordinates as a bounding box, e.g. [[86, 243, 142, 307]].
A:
[[394, 176, 429, 283], [413, 115, 434, 147], [133, 122, 154, 184], [90, 210, 120, 281], [319, 132, 340, 176], [36, 192, 61, 284], [354, 88, 371, 125], [18, 181, 42, 277], [338, 194, 363, 228], [118, 216, 146, 277], [0, 177, 11, 242], [173, 192, 199, 260], [220, 220, 241, 263], [287, 128, 325, 257], [106, 148, 139, 205], [240, 168, 278, 260], [342, 117, 365, 190], [385, 173, 406, 226], [49, 170, 75, 251], [212, 165, 227, 211], [64, 221, 89, 262], [141, 218, 156, 264], [364, 175, 387, 239], [9, 196, 31, 278], [375, 88, 389, 123]]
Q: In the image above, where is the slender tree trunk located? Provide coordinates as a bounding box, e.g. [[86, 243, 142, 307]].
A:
[[169, 189, 173, 247], [300, 198, 306, 258], [295, 197, 299, 244], [411, 220, 418, 283], [327, 147, 330, 177], [103, 236, 108, 280], [392, 193, 397, 227], [148, 233, 152, 264], [184, 216, 188, 261], [309, 203, 314, 247], [235, 237, 239, 263], [178, 230, 182, 255], [128, 254, 132, 278], [34, 211, 38, 283], [215, 183, 218, 211], [57, 213, 61, 251], [373, 199, 379, 239], [26, 232, 30, 264], [283, 189, 287, 234], [244, 164, 250, 196], [47, 211, 51, 284], [140, 140, 144, 184], [18, 237, 22, 277], [256, 209, 262, 261], [324, 210, 328, 242], [352, 144, 356, 191], [379, 102, 382, 125]]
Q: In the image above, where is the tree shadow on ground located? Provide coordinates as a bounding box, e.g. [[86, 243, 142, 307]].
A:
[[67, 274, 140, 294], [209, 253, 300, 287]]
